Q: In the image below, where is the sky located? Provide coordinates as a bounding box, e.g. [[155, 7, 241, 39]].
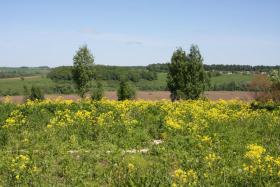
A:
[[0, 0, 280, 67]]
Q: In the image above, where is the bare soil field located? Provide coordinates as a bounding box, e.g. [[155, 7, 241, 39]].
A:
[[0, 91, 255, 104]]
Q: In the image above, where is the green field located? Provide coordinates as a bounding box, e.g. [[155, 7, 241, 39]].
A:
[[0, 76, 56, 95], [0, 71, 254, 95], [211, 73, 253, 85]]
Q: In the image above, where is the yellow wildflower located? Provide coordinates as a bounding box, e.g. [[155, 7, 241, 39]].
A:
[[245, 144, 266, 160], [128, 163, 135, 172]]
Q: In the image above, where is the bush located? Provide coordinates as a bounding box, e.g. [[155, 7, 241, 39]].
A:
[[91, 82, 104, 101], [29, 86, 44, 101], [117, 81, 136, 101], [53, 84, 75, 94], [23, 85, 30, 101], [250, 71, 280, 103], [250, 101, 279, 111]]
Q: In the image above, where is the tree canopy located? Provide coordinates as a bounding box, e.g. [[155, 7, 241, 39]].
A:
[[167, 45, 208, 101]]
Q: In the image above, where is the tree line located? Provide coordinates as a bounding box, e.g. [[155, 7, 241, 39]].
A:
[[0, 67, 49, 79], [47, 65, 157, 82], [147, 63, 280, 73]]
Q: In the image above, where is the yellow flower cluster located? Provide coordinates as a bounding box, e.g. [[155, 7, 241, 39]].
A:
[[199, 135, 212, 145], [96, 111, 115, 126], [165, 117, 183, 129], [173, 168, 198, 186], [243, 144, 280, 177], [74, 110, 93, 123], [47, 109, 95, 128], [25, 97, 73, 106], [10, 155, 39, 181], [245, 144, 266, 160], [47, 109, 74, 128], [3, 110, 26, 128], [128, 163, 135, 172], [204, 153, 221, 167]]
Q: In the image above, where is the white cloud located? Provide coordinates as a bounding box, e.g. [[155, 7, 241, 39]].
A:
[[78, 27, 168, 47]]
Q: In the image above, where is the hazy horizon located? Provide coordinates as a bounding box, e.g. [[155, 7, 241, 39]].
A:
[[1, 0, 280, 67]]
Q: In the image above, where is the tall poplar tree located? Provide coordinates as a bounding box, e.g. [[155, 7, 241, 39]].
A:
[[167, 45, 208, 101], [72, 45, 94, 98]]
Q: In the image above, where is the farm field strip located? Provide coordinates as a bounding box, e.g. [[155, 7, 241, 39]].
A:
[[0, 91, 255, 103]]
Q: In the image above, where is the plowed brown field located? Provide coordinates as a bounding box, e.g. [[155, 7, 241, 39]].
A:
[[0, 91, 255, 103]]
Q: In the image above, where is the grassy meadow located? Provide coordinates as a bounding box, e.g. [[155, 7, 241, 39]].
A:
[[0, 99, 279, 186], [0, 76, 56, 95], [0, 72, 253, 95], [210, 73, 253, 85]]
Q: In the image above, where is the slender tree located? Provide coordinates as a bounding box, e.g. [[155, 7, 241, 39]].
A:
[[29, 86, 44, 101], [72, 45, 94, 98], [117, 81, 136, 101], [167, 48, 187, 101], [185, 45, 208, 99], [167, 45, 208, 101]]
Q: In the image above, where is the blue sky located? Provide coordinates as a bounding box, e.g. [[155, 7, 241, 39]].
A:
[[0, 0, 279, 67]]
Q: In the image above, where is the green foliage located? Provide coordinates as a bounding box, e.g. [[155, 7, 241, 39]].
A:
[[23, 85, 30, 101], [53, 84, 75, 94], [91, 82, 104, 101], [29, 86, 44, 101], [47, 66, 73, 81], [72, 45, 94, 98], [23, 85, 29, 96], [147, 63, 169, 72], [47, 65, 157, 83], [117, 81, 136, 100], [167, 45, 208, 101], [250, 101, 280, 111]]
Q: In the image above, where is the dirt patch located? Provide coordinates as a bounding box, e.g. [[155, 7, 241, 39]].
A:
[[0, 91, 255, 104]]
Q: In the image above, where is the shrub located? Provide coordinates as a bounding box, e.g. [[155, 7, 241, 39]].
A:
[[29, 86, 44, 101], [53, 84, 75, 94], [250, 71, 280, 103], [250, 101, 279, 111], [117, 81, 136, 101], [23, 85, 30, 102], [91, 82, 104, 101]]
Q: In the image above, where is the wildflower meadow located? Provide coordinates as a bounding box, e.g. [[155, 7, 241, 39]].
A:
[[0, 98, 280, 186]]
